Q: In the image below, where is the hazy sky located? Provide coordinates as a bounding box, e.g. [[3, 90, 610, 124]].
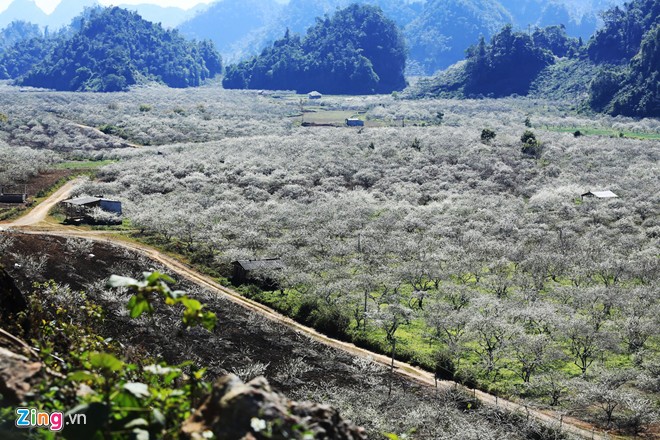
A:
[[0, 0, 215, 15]]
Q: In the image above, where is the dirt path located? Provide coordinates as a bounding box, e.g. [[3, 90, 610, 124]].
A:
[[1, 179, 81, 227], [6, 188, 610, 440]]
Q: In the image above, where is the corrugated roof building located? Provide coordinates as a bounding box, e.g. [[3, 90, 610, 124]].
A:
[[581, 190, 618, 199]]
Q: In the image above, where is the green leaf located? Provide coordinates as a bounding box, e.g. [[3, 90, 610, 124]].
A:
[[201, 311, 217, 331], [193, 367, 207, 380], [123, 382, 150, 399], [68, 371, 97, 382], [89, 352, 123, 372], [145, 272, 161, 284], [127, 295, 152, 318], [112, 391, 140, 409]]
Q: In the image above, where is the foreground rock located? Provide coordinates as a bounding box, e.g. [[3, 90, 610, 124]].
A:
[[182, 374, 367, 440], [0, 346, 42, 404]]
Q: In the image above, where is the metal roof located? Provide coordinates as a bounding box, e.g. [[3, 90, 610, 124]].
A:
[[62, 196, 102, 205], [234, 259, 284, 271], [582, 191, 618, 198], [62, 197, 121, 206]]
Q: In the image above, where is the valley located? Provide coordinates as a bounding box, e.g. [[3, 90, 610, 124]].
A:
[[0, 84, 658, 438]]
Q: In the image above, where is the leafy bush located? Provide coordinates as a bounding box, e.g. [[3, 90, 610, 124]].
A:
[[520, 130, 543, 157], [295, 298, 350, 340], [434, 350, 457, 381], [480, 128, 496, 143], [3, 273, 216, 439]]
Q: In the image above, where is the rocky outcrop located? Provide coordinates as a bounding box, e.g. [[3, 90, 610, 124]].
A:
[[0, 346, 42, 404], [182, 374, 367, 440]]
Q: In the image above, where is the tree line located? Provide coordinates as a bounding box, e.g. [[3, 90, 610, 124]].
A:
[[223, 4, 407, 95], [0, 7, 222, 92]]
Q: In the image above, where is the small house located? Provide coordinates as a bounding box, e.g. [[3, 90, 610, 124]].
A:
[[0, 186, 27, 203], [308, 91, 322, 99], [346, 118, 364, 127], [61, 196, 122, 223], [581, 190, 618, 200], [232, 258, 284, 289]]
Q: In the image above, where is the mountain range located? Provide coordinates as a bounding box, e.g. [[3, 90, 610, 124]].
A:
[[0, 0, 202, 29], [0, 0, 623, 73]]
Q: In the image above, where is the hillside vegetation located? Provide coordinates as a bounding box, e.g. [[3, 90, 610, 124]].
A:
[[586, 0, 660, 116], [0, 7, 222, 92], [177, 0, 608, 75], [223, 4, 406, 94], [411, 0, 659, 117]]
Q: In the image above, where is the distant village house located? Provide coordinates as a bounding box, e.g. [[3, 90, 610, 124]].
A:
[[0, 186, 28, 203], [61, 196, 122, 224], [581, 190, 618, 200], [232, 258, 284, 289], [346, 118, 364, 127]]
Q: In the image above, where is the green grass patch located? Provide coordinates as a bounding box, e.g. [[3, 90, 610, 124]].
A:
[[543, 126, 660, 140], [302, 110, 359, 124]]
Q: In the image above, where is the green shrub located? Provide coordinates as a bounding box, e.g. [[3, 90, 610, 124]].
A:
[[295, 298, 350, 340], [521, 130, 543, 157], [480, 128, 496, 143], [434, 350, 457, 381]]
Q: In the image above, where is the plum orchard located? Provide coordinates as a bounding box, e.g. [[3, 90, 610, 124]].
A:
[[3, 85, 659, 434]]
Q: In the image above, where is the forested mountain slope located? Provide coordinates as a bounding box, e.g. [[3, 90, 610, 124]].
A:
[[177, 0, 608, 73], [404, 0, 513, 73], [586, 0, 660, 116], [1, 7, 222, 92], [223, 4, 407, 94], [0, 20, 39, 52], [410, 0, 659, 117]]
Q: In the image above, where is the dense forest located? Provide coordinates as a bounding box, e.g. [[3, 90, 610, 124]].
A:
[[223, 4, 406, 95], [586, 0, 660, 116], [0, 7, 222, 92], [411, 0, 659, 117]]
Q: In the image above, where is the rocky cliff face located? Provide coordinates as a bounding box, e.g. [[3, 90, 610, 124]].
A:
[[182, 374, 367, 440]]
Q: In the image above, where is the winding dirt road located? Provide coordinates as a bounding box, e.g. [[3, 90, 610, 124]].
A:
[[1, 179, 82, 228], [2, 183, 610, 440]]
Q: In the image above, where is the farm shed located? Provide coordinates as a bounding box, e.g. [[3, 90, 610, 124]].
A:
[[581, 190, 618, 200], [346, 118, 364, 127], [308, 91, 322, 99], [61, 196, 122, 222], [0, 186, 27, 203], [232, 258, 284, 288]]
